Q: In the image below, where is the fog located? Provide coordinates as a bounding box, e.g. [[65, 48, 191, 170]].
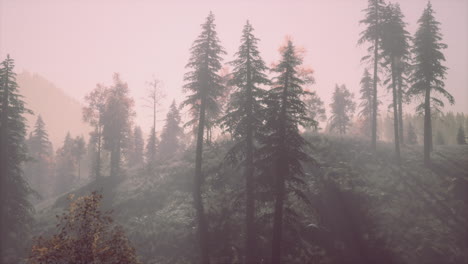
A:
[[1, 0, 467, 263]]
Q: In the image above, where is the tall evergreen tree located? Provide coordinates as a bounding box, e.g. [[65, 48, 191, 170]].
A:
[[407, 122, 418, 145], [408, 2, 454, 164], [329, 84, 356, 135], [182, 12, 226, 264], [258, 40, 312, 264], [381, 3, 411, 164], [26, 115, 53, 197], [144, 77, 165, 170], [220, 21, 269, 264], [83, 84, 108, 179], [72, 136, 86, 180], [0, 55, 33, 261], [127, 126, 144, 167], [456, 126, 466, 145], [358, 69, 374, 137], [304, 92, 326, 132], [55, 132, 76, 195], [102, 73, 135, 177], [359, 0, 386, 150], [159, 100, 183, 160]]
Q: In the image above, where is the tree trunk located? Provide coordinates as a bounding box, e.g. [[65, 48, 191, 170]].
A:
[[271, 72, 289, 264], [371, 24, 379, 151], [391, 59, 401, 165], [245, 40, 256, 264], [424, 84, 432, 165], [195, 89, 210, 264], [397, 74, 404, 145]]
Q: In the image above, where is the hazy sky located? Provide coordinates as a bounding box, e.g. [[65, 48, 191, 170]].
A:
[[1, 0, 467, 133]]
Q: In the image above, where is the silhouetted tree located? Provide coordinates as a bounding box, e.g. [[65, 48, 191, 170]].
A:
[[408, 2, 454, 164], [358, 69, 374, 136], [182, 12, 226, 264], [0, 55, 33, 262], [144, 77, 164, 169], [25, 115, 54, 197], [407, 122, 418, 145], [329, 84, 356, 135], [127, 126, 144, 167], [457, 126, 466, 145], [220, 21, 269, 264], [55, 133, 76, 194], [259, 40, 312, 264], [72, 136, 86, 180], [304, 92, 326, 132], [102, 74, 135, 177], [83, 84, 108, 178], [381, 3, 411, 164], [159, 100, 183, 160], [359, 0, 386, 150]]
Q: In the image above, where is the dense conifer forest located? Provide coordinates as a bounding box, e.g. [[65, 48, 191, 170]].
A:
[[1, 1, 467, 263]]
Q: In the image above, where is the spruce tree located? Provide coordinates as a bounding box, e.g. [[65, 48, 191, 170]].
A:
[[182, 12, 226, 264], [26, 115, 53, 196], [359, 0, 386, 150], [381, 3, 411, 164], [55, 132, 76, 194], [72, 136, 86, 180], [329, 84, 356, 135], [407, 122, 418, 145], [457, 126, 466, 145], [0, 55, 33, 261], [159, 100, 183, 159], [220, 21, 269, 264], [408, 2, 454, 164], [102, 73, 135, 177], [83, 84, 108, 179], [127, 126, 144, 167], [258, 40, 313, 264], [358, 69, 374, 136]]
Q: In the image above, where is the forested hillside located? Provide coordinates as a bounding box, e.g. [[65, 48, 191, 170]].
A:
[[1, 0, 467, 264]]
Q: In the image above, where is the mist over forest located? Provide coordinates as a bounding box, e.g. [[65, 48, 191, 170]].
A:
[[1, 0, 467, 263]]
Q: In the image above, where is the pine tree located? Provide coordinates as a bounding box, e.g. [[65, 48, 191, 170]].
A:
[[102, 73, 135, 177], [359, 0, 386, 150], [380, 3, 411, 164], [358, 69, 374, 137], [127, 126, 144, 167], [55, 132, 76, 195], [408, 2, 454, 165], [329, 84, 356, 135], [26, 115, 53, 197], [72, 136, 86, 180], [159, 100, 183, 160], [0, 55, 33, 261], [144, 77, 165, 170], [456, 126, 466, 145], [407, 122, 418, 145], [83, 84, 108, 179], [219, 21, 269, 264], [304, 92, 326, 132], [258, 40, 313, 264], [181, 12, 226, 264]]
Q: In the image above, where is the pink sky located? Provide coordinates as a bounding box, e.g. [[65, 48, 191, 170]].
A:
[[1, 0, 467, 133]]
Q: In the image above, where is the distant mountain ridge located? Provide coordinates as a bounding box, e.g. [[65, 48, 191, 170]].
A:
[[17, 71, 90, 149]]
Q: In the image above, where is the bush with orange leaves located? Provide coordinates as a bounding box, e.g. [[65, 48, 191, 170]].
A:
[[28, 191, 141, 264]]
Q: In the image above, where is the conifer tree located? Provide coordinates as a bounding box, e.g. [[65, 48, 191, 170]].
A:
[[407, 122, 418, 145], [358, 69, 374, 136], [83, 84, 108, 179], [0, 55, 33, 261], [359, 0, 386, 150], [72, 136, 86, 179], [304, 92, 326, 132], [26, 115, 53, 196], [457, 126, 466, 145], [55, 132, 76, 194], [159, 100, 183, 159], [381, 3, 411, 164], [182, 12, 226, 264], [329, 84, 356, 135], [102, 74, 135, 177], [145, 128, 158, 171], [408, 2, 454, 164], [144, 77, 164, 169], [258, 40, 312, 264], [220, 21, 269, 264], [127, 126, 144, 167]]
